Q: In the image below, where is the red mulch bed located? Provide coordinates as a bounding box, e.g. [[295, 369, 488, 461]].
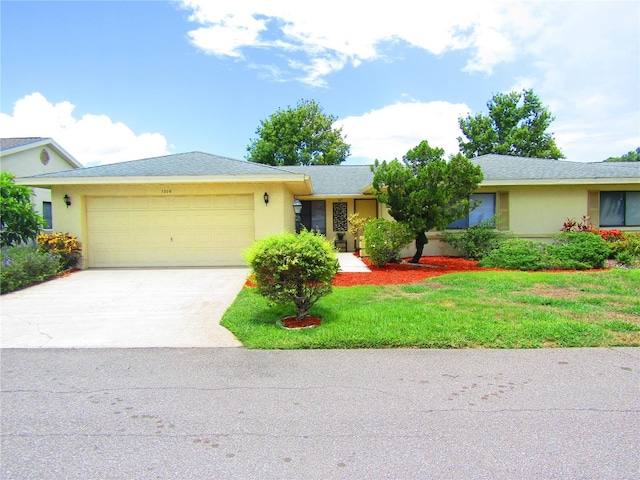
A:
[[244, 256, 489, 288], [333, 256, 487, 286]]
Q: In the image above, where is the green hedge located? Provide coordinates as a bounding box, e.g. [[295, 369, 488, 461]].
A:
[[1, 246, 61, 294], [479, 232, 611, 271]]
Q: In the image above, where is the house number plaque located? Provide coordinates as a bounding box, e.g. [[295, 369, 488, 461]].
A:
[[161, 189, 172, 194]]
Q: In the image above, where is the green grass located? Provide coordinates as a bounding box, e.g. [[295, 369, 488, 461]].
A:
[[220, 269, 640, 349]]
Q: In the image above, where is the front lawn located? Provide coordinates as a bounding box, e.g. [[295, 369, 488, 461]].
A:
[[221, 269, 640, 349]]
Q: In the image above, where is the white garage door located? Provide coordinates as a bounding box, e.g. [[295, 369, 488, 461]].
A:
[[86, 195, 254, 267]]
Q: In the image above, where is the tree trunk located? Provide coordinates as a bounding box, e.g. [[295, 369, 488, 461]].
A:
[[409, 231, 427, 264]]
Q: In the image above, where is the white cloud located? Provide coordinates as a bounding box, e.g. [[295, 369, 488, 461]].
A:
[[336, 101, 471, 164], [0, 93, 170, 166], [179, 0, 533, 85], [524, 2, 640, 161], [178, 1, 639, 162]]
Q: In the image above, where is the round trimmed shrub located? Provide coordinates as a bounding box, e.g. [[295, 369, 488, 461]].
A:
[[364, 219, 414, 267], [245, 230, 339, 321]]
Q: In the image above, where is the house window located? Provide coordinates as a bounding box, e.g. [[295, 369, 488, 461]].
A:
[[600, 191, 640, 227], [43, 201, 52, 229], [40, 149, 50, 166], [448, 193, 496, 228], [300, 200, 326, 235]]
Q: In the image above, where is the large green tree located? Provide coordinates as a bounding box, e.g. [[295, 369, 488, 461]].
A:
[[0, 172, 45, 247], [246, 99, 350, 166], [604, 147, 639, 162], [458, 89, 564, 159], [372, 141, 484, 263]]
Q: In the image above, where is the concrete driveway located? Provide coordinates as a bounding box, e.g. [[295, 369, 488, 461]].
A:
[[0, 268, 249, 348]]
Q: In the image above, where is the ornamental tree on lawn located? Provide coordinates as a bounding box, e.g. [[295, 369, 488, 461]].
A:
[[372, 140, 483, 263], [245, 230, 339, 321]]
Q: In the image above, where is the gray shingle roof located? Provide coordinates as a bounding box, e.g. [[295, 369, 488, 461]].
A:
[[1, 137, 47, 152], [282, 165, 373, 195], [19, 152, 638, 193], [474, 154, 640, 180], [28, 151, 296, 178]]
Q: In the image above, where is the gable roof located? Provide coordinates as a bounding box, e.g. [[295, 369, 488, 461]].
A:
[[0, 137, 83, 168], [28, 151, 299, 178], [17, 151, 313, 194], [473, 154, 639, 184], [282, 165, 374, 196]]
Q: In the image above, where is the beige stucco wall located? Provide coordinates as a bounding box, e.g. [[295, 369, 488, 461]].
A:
[[1, 147, 76, 177], [45, 178, 639, 265], [389, 182, 640, 258]]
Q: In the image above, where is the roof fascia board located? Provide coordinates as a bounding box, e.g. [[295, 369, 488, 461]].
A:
[[15, 173, 311, 187]]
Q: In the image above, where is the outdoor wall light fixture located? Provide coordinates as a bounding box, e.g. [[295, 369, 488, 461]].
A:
[[263, 192, 269, 205], [63, 194, 71, 208], [292, 198, 303, 234]]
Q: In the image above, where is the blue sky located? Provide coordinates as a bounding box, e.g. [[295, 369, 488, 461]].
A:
[[1, 0, 638, 166]]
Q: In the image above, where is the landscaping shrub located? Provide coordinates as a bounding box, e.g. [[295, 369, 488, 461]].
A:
[[441, 216, 509, 260], [551, 232, 611, 269], [561, 215, 596, 233], [1, 246, 61, 293], [244, 229, 339, 321], [480, 233, 611, 271], [363, 219, 414, 267], [479, 239, 547, 270], [37, 232, 82, 270], [609, 232, 640, 266]]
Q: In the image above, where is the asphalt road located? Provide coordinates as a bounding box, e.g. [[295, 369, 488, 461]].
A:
[[1, 348, 639, 479]]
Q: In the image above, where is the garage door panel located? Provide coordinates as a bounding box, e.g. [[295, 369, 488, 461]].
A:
[[149, 197, 171, 210], [87, 195, 254, 267], [129, 197, 151, 209], [172, 211, 193, 228], [171, 196, 193, 209], [190, 196, 213, 209], [129, 211, 152, 228], [231, 195, 253, 209]]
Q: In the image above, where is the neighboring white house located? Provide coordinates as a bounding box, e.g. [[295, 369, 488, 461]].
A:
[[0, 137, 82, 231]]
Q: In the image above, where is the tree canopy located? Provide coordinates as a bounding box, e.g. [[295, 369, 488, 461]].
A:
[[372, 140, 484, 263], [0, 171, 45, 247], [604, 147, 639, 162], [246, 99, 350, 166], [458, 89, 564, 159]]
